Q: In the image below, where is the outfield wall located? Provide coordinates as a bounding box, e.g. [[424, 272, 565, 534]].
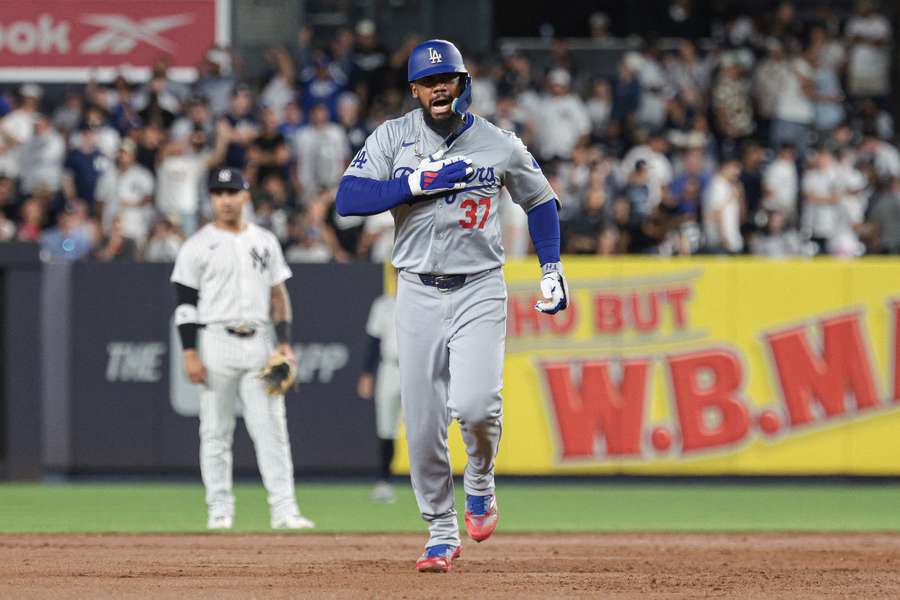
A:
[[3, 257, 900, 478], [395, 258, 900, 476]]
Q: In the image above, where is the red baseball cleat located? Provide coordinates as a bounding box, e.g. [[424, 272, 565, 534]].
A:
[[465, 494, 499, 542], [415, 544, 461, 573]]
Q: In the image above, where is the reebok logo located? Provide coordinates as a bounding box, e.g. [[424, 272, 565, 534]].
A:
[[79, 13, 193, 54], [0, 14, 70, 54]]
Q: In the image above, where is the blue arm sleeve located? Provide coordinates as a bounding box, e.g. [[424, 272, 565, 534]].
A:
[[335, 175, 413, 216], [527, 199, 561, 265]]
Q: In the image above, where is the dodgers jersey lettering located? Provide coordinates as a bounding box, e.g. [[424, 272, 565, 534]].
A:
[[344, 109, 557, 275], [171, 223, 291, 326]]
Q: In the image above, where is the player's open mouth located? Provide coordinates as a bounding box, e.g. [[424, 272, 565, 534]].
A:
[[431, 96, 451, 116]]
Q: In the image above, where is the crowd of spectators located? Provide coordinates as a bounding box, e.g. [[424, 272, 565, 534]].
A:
[[0, 0, 898, 262]]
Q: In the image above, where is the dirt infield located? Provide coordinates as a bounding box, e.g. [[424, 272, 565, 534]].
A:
[[2, 533, 899, 598]]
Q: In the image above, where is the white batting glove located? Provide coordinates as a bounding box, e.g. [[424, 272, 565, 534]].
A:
[[535, 262, 569, 314], [407, 148, 473, 196]]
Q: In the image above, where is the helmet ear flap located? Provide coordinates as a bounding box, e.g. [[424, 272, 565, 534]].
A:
[[451, 74, 472, 116]]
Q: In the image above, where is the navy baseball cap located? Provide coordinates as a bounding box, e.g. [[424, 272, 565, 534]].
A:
[[209, 167, 248, 192]]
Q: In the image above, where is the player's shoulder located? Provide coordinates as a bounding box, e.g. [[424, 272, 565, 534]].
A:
[[369, 110, 419, 144], [180, 223, 215, 249], [246, 222, 281, 247], [471, 114, 528, 151]]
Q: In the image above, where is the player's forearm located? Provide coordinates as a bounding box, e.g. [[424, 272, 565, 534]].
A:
[[270, 283, 293, 344], [362, 334, 381, 375], [335, 175, 413, 216], [527, 200, 561, 266]]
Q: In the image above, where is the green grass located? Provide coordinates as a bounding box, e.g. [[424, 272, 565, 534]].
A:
[[0, 481, 898, 533]]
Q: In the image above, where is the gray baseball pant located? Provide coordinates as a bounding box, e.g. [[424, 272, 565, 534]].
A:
[[395, 268, 506, 548]]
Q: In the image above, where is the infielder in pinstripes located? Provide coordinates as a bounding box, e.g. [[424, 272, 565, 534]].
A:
[[336, 39, 568, 572], [171, 167, 314, 531]]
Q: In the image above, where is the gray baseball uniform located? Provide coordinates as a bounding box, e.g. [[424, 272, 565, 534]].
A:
[[345, 109, 556, 547]]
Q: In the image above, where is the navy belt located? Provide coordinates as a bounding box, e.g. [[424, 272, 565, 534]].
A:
[[418, 273, 467, 290], [225, 326, 256, 337]]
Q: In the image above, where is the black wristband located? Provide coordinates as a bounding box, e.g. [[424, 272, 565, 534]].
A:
[[275, 320, 292, 345], [178, 323, 200, 350]]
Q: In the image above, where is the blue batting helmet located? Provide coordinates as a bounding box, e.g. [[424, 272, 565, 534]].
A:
[[407, 39, 472, 115], [407, 39, 467, 82]]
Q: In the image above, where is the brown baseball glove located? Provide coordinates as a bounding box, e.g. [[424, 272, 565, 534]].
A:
[[258, 352, 297, 396]]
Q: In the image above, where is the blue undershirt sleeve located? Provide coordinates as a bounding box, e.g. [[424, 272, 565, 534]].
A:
[[335, 175, 413, 217], [527, 199, 561, 265]]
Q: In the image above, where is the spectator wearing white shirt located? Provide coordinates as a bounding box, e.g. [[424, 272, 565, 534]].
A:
[[859, 132, 900, 183], [20, 114, 65, 196], [845, 0, 892, 103], [69, 104, 121, 159], [703, 160, 745, 254], [156, 118, 231, 235], [770, 50, 815, 156], [294, 103, 350, 201], [142, 218, 184, 262], [534, 69, 590, 161], [0, 84, 41, 179], [95, 139, 155, 244], [620, 133, 673, 211], [762, 143, 799, 221], [801, 148, 842, 254]]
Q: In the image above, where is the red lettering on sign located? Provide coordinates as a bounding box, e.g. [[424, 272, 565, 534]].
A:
[[665, 287, 691, 329], [595, 294, 623, 333], [630, 292, 659, 332], [508, 295, 541, 337], [766, 313, 879, 427], [543, 360, 650, 457], [668, 349, 750, 452]]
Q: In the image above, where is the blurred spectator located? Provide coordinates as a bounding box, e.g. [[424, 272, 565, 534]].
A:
[[703, 160, 744, 253], [52, 91, 83, 137], [156, 119, 231, 235], [770, 47, 814, 155], [71, 104, 120, 158], [751, 210, 804, 257], [739, 142, 766, 224], [322, 188, 364, 261], [95, 139, 155, 244], [260, 47, 297, 121], [351, 20, 389, 107], [0, 84, 40, 179], [801, 147, 842, 254], [94, 215, 138, 262], [845, 0, 892, 104], [586, 80, 612, 140], [300, 53, 348, 120], [566, 186, 613, 254], [278, 100, 304, 140], [620, 133, 673, 210], [294, 104, 350, 201], [142, 218, 184, 262], [248, 107, 290, 185], [534, 69, 590, 161], [285, 201, 332, 263], [17, 196, 47, 242], [195, 48, 236, 116], [40, 201, 93, 261], [359, 210, 394, 263], [753, 41, 789, 141], [763, 144, 799, 221], [711, 53, 754, 159], [171, 96, 214, 143], [223, 86, 258, 169], [470, 60, 497, 120], [20, 113, 65, 196], [633, 45, 671, 131], [863, 176, 900, 253], [62, 123, 111, 211], [337, 93, 368, 156]]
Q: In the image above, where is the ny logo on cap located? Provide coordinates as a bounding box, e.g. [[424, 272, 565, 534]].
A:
[[218, 170, 231, 182], [428, 47, 442, 64]]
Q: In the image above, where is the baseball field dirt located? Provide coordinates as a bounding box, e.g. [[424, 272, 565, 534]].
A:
[[2, 532, 899, 598]]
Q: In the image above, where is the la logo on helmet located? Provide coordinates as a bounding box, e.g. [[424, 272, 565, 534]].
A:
[[428, 47, 442, 64]]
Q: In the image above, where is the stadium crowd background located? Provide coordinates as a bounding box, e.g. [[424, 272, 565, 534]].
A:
[[0, 0, 897, 262]]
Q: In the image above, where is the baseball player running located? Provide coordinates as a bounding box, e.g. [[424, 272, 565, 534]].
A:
[[336, 39, 568, 572], [171, 167, 314, 531]]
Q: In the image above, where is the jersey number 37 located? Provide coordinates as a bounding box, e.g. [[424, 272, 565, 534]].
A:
[[458, 198, 491, 230]]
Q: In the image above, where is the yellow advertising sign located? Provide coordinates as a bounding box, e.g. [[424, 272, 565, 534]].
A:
[[394, 258, 900, 475]]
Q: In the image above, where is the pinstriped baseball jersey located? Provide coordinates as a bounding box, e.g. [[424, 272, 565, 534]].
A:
[[344, 109, 557, 275], [171, 223, 291, 326]]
